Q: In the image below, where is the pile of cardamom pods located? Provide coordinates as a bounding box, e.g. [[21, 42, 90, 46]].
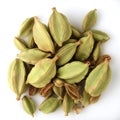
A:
[[8, 7, 112, 116]]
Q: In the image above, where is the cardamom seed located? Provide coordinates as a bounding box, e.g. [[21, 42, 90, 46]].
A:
[[29, 85, 38, 96]]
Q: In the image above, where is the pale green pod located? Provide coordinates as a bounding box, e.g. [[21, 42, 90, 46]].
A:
[[85, 59, 111, 97], [92, 30, 110, 41], [39, 97, 61, 113], [64, 39, 77, 44], [53, 78, 64, 87], [53, 86, 64, 99], [33, 17, 55, 53], [57, 61, 89, 79], [71, 25, 81, 38], [56, 41, 80, 66], [27, 33, 35, 48], [17, 48, 51, 65], [22, 96, 36, 116], [82, 9, 97, 32], [62, 93, 74, 116], [93, 42, 101, 61], [8, 59, 27, 100], [80, 90, 91, 107], [26, 57, 58, 88], [14, 37, 28, 51], [48, 7, 72, 46], [18, 17, 34, 37], [75, 32, 94, 61], [65, 67, 89, 84]]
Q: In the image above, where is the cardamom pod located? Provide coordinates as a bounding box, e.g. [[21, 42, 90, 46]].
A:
[[57, 61, 89, 80], [39, 97, 61, 113], [71, 25, 81, 38], [8, 59, 27, 100], [56, 41, 81, 66], [82, 9, 97, 32], [63, 39, 77, 44], [22, 96, 36, 116], [85, 58, 111, 97], [93, 42, 101, 61], [53, 78, 64, 87], [14, 37, 28, 51], [64, 83, 80, 100], [80, 90, 91, 107], [62, 93, 74, 116], [27, 32, 35, 48], [17, 48, 51, 65], [92, 30, 110, 42], [75, 32, 94, 61], [96, 54, 111, 65], [26, 56, 58, 88], [48, 7, 72, 46], [33, 17, 55, 53], [18, 17, 34, 37]]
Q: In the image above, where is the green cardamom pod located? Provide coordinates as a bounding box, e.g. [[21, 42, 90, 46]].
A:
[[71, 25, 81, 38], [75, 32, 94, 61], [48, 7, 72, 46], [63, 39, 77, 45], [22, 96, 36, 116], [18, 17, 34, 37], [26, 56, 58, 88], [29, 85, 38, 96], [96, 54, 111, 65], [92, 30, 110, 42], [33, 17, 55, 53], [53, 86, 64, 99], [80, 90, 91, 107], [62, 93, 74, 116], [53, 78, 64, 87], [14, 37, 28, 51], [56, 41, 81, 66], [93, 42, 101, 61], [85, 58, 112, 97], [27, 32, 35, 48], [39, 97, 61, 113], [8, 59, 27, 100], [82, 9, 97, 32], [17, 48, 51, 65], [57, 61, 89, 80]]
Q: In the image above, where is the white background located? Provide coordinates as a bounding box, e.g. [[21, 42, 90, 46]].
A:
[[0, 0, 120, 120]]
